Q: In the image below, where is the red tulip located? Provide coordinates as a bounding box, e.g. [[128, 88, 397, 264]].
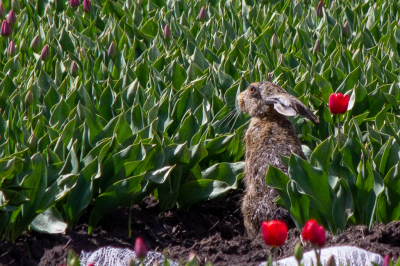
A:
[[134, 237, 148, 260], [302, 219, 326, 247], [302, 219, 320, 243], [261, 220, 288, 247], [328, 93, 349, 114], [317, 225, 325, 247], [1, 20, 11, 37]]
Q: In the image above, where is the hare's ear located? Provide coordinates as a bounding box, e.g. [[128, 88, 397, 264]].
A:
[[263, 94, 320, 124]]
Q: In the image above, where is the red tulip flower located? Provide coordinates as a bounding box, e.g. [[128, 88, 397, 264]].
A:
[[328, 93, 349, 114], [261, 220, 288, 247], [301, 219, 325, 247], [134, 237, 148, 261]]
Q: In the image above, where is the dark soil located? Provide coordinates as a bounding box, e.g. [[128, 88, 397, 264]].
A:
[[0, 189, 400, 266]]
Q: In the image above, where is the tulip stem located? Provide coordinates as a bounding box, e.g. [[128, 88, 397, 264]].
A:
[[273, 247, 278, 266], [314, 246, 321, 266], [338, 115, 341, 149]]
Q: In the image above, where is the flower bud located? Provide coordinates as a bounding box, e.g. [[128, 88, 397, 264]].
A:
[[1, 20, 11, 37], [267, 72, 272, 82], [270, 34, 279, 50], [383, 254, 390, 266], [108, 41, 117, 60], [70, 60, 79, 77], [352, 48, 361, 65], [70, 0, 80, 7], [398, 19, 400, 28], [7, 10, 17, 27], [83, 0, 91, 13], [25, 90, 34, 106], [127, 258, 135, 266], [313, 39, 321, 55], [0, 4, 6, 19], [30, 35, 42, 53], [198, 6, 207, 21], [134, 237, 148, 261], [278, 53, 285, 65], [78, 47, 87, 61], [316, 1, 324, 18], [342, 21, 350, 38], [11, 0, 20, 12], [28, 133, 37, 151], [294, 243, 303, 262], [163, 24, 171, 40], [41, 44, 50, 61], [7, 40, 16, 56], [326, 255, 336, 266]]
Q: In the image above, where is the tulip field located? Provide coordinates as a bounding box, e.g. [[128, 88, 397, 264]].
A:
[[1, 0, 400, 264]]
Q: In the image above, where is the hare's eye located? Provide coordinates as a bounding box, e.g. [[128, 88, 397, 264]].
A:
[[249, 85, 257, 94]]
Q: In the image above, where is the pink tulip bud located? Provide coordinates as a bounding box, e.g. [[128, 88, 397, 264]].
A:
[[134, 237, 148, 261], [83, 0, 91, 13], [342, 21, 350, 38], [70, 60, 79, 77], [163, 24, 171, 40], [1, 20, 11, 37], [108, 41, 117, 60], [70, 0, 80, 7], [313, 39, 321, 55], [30, 35, 42, 53], [78, 47, 86, 61], [383, 254, 390, 266], [25, 90, 34, 106], [20, 38, 28, 53], [7, 40, 16, 56], [198, 6, 207, 21], [7, 10, 17, 27], [41, 44, 50, 61], [317, 1, 324, 18]]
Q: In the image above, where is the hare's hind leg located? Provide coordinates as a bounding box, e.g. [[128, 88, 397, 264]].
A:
[[242, 188, 291, 238]]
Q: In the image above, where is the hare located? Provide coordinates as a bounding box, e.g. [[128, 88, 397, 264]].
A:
[[237, 81, 319, 238]]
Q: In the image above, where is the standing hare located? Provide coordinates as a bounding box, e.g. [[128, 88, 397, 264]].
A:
[[237, 81, 319, 238]]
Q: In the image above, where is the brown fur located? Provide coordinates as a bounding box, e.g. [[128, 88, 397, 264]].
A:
[[237, 81, 319, 238]]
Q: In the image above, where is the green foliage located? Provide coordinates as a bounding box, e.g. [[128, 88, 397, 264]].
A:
[[0, 0, 400, 241]]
